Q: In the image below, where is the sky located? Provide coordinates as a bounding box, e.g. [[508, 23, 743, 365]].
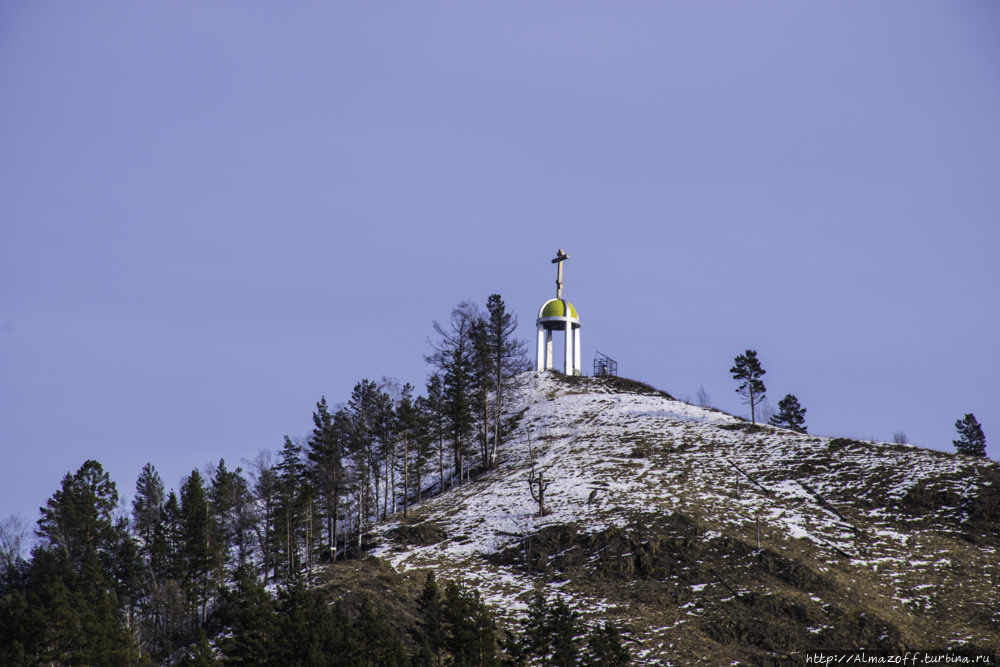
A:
[[2, 2, 998, 534]]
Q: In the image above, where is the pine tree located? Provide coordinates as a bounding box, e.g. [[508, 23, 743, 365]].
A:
[[415, 572, 444, 667], [470, 316, 496, 474], [0, 579, 35, 667], [408, 395, 434, 504], [581, 623, 630, 667], [132, 464, 166, 568], [355, 596, 409, 667], [27, 537, 137, 665], [547, 596, 579, 667], [425, 374, 448, 495], [426, 302, 479, 485], [396, 384, 429, 517], [769, 394, 807, 433], [208, 459, 240, 584], [442, 580, 497, 667], [730, 350, 767, 425], [376, 379, 401, 520], [275, 436, 308, 582], [307, 396, 349, 562], [953, 413, 987, 457], [216, 565, 278, 666], [346, 379, 387, 543], [517, 591, 578, 667], [485, 294, 527, 469], [181, 629, 220, 667], [179, 469, 216, 629], [105, 514, 144, 653], [37, 460, 119, 573], [245, 451, 278, 584], [520, 591, 550, 663]]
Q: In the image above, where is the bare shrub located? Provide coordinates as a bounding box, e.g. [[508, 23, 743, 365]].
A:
[[0, 514, 30, 568], [757, 401, 776, 425], [696, 386, 712, 408]]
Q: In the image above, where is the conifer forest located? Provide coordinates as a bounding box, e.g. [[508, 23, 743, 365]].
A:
[[2, 295, 996, 666], [0, 296, 631, 666]]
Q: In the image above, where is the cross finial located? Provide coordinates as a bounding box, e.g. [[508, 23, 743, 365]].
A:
[[551, 249, 569, 298]]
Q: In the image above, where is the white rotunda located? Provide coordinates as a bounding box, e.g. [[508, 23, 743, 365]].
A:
[[536, 249, 582, 375]]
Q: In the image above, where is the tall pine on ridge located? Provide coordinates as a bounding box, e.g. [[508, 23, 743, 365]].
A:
[[953, 413, 987, 457], [730, 350, 767, 425]]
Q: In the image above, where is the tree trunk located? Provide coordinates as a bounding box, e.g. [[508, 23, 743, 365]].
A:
[[332, 483, 339, 562], [384, 453, 390, 519], [403, 436, 409, 518], [439, 428, 445, 493]]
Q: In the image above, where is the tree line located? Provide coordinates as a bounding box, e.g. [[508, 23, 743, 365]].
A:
[[728, 348, 988, 456], [3, 295, 624, 666]]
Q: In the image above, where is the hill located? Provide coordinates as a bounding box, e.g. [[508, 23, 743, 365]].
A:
[[317, 371, 1000, 665]]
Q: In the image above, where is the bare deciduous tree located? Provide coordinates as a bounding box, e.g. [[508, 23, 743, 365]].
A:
[[893, 432, 909, 445], [696, 386, 712, 408], [0, 514, 29, 569], [757, 400, 776, 425], [527, 466, 551, 517]]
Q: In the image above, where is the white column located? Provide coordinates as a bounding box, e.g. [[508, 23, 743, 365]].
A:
[[564, 319, 572, 374], [574, 326, 581, 376], [545, 330, 553, 370], [536, 324, 545, 371]]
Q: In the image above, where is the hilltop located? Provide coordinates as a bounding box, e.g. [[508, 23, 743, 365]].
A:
[[318, 371, 1000, 665]]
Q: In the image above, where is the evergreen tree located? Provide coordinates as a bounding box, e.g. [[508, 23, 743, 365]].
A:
[[485, 295, 527, 469], [769, 394, 807, 433], [346, 379, 387, 543], [415, 572, 444, 667], [272, 583, 328, 666], [426, 302, 479, 485], [953, 413, 987, 457], [216, 565, 278, 666], [0, 575, 34, 667], [37, 459, 119, 573], [105, 513, 145, 652], [442, 580, 498, 667], [308, 396, 350, 562], [408, 394, 434, 504], [132, 463, 166, 572], [581, 623, 630, 667], [224, 465, 257, 573], [275, 436, 308, 582], [518, 592, 578, 667], [245, 450, 278, 584], [396, 383, 429, 517], [730, 350, 767, 425], [276, 585, 360, 667], [355, 596, 409, 667], [182, 629, 221, 667], [376, 379, 401, 520], [470, 316, 496, 473], [547, 596, 579, 667], [179, 469, 217, 629], [424, 374, 448, 495], [26, 529, 138, 665], [210, 459, 255, 578]]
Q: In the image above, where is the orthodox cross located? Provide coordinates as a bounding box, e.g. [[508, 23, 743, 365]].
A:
[[551, 249, 569, 298]]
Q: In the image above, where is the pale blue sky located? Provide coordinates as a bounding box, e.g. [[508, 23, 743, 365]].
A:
[[2, 2, 998, 526]]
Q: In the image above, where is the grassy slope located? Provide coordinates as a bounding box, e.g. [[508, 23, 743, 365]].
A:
[[317, 371, 1000, 665]]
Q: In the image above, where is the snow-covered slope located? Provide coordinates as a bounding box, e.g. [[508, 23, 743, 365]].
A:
[[360, 371, 999, 664]]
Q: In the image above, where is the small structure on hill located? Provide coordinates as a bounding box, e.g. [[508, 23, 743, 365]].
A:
[[593, 351, 617, 377], [536, 249, 582, 375]]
